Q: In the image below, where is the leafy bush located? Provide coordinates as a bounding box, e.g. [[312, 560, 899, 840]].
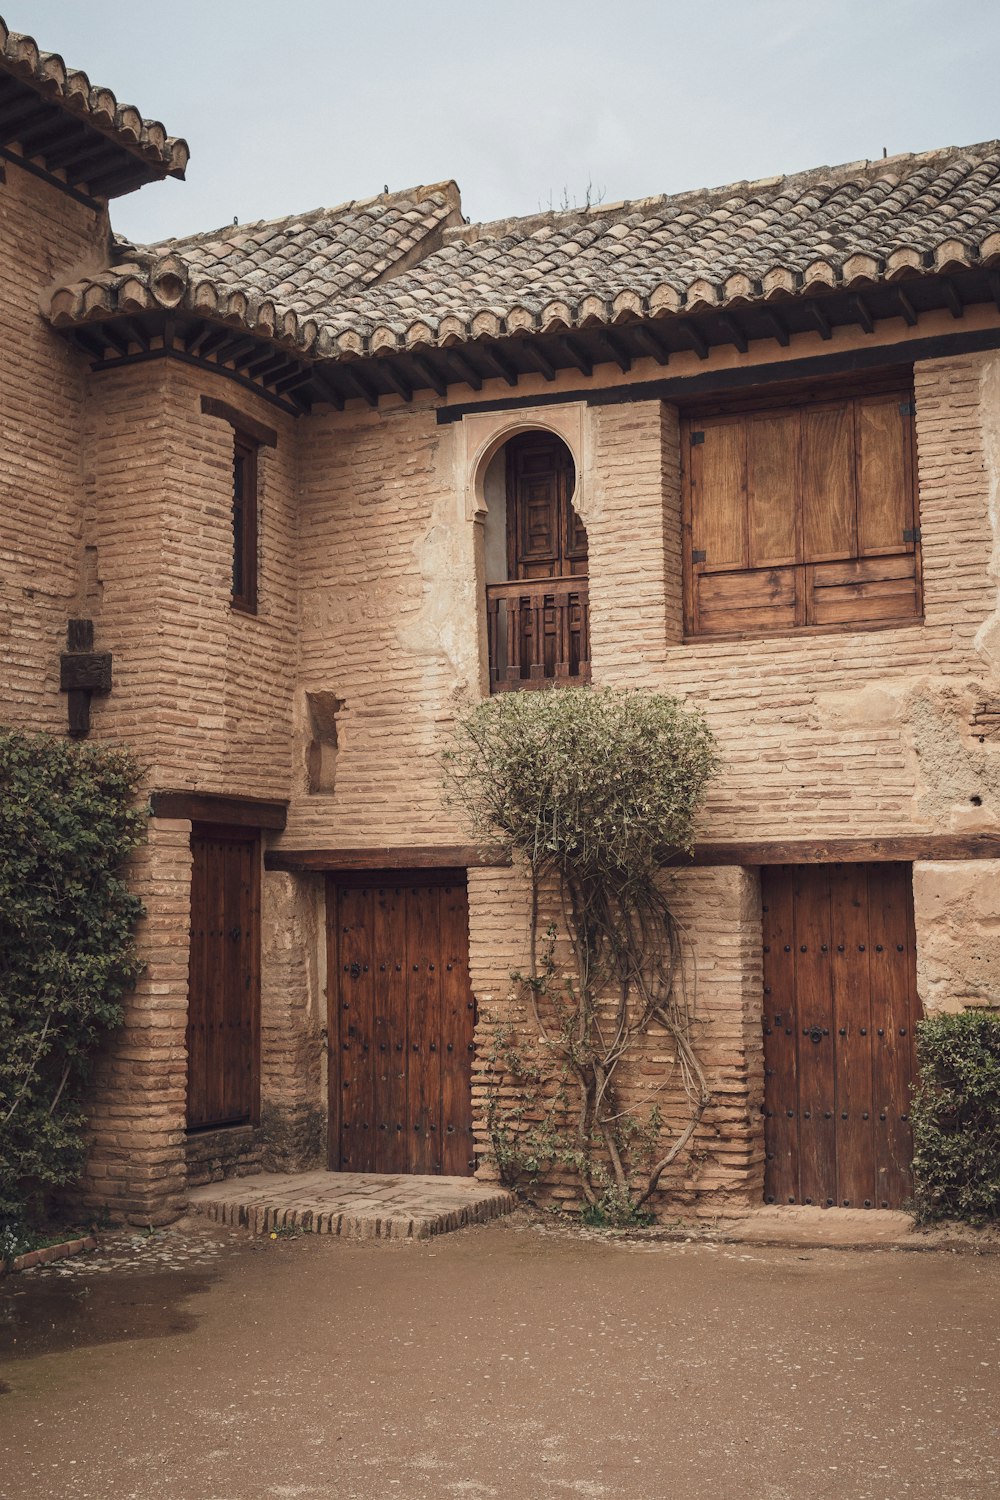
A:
[[0, 730, 147, 1225], [443, 686, 719, 879], [911, 1010, 1000, 1223], [445, 687, 719, 1224]]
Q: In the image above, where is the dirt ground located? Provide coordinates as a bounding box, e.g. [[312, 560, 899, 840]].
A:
[[1, 1214, 999, 1500]]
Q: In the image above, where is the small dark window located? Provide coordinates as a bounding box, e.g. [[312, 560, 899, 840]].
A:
[[200, 394, 277, 617], [231, 434, 258, 613]]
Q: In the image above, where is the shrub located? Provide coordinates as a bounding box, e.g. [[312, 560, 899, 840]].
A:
[[0, 730, 147, 1226], [911, 1009, 1000, 1223], [444, 687, 719, 1224]]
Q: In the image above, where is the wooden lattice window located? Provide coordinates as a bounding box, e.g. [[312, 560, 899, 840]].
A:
[[681, 378, 921, 639]]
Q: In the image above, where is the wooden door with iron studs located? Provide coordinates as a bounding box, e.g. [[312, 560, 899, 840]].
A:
[[327, 871, 476, 1175], [762, 863, 920, 1209]]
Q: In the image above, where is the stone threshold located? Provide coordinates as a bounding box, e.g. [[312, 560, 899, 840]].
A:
[[187, 1170, 514, 1241]]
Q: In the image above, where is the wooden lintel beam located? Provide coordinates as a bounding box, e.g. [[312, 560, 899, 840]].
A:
[[409, 353, 448, 398], [851, 294, 875, 334], [518, 340, 556, 380], [680, 319, 710, 359], [630, 325, 670, 365], [718, 314, 748, 354], [895, 287, 919, 327], [151, 790, 288, 830], [560, 336, 593, 378], [264, 845, 510, 872], [478, 344, 519, 387], [378, 360, 414, 402], [445, 348, 483, 391], [808, 301, 832, 340], [941, 278, 964, 319], [762, 310, 790, 347], [684, 833, 1000, 866]]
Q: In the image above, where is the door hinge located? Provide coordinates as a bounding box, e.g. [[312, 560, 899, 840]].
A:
[[903, 526, 921, 543], [899, 401, 915, 415], [692, 548, 707, 563], [690, 430, 705, 445]]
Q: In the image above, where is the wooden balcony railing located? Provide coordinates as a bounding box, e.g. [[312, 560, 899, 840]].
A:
[[486, 577, 591, 692]]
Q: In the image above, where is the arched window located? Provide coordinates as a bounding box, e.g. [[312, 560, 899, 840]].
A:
[[483, 431, 590, 691]]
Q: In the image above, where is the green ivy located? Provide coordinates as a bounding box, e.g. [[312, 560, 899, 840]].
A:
[[0, 729, 147, 1226], [911, 1010, 1000, 1223]]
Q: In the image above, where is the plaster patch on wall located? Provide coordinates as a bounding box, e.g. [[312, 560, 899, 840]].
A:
[[974, 353, 1000, 675], [913, 859, 1000, 1013], [305, 690, 344, 794], [908, 680, 1000, 830], [397, 521, 480, 687]]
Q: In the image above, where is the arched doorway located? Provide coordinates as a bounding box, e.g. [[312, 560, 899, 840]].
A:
[[484, 431, 591, 690]]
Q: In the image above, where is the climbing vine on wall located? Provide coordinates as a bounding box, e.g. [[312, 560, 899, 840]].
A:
[[0, 730, 147, 1226], [444, 687, 719, 1225]]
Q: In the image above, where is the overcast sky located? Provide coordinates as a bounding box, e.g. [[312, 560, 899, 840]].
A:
[[12, 0, 1000, 245]]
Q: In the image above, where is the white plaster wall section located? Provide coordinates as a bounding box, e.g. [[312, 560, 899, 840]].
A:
[[397, 421, 480, 689], [974, 352, 1000, 676]]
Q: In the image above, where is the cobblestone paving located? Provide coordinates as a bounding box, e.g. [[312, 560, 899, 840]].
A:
[[188, 1169, 514, 1239]]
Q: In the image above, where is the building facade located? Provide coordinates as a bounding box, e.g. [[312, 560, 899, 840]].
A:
[[2, 17, 999, 1223]]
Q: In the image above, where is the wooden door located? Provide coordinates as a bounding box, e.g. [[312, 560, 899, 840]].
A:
[[186, 827, 260, 1130], [327, 872, 476, 1176], [762, 863, 920, 1209], [506, 433, 587, 580]]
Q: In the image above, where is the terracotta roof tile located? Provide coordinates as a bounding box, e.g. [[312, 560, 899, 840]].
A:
[[0, 14, 188, 182], [46, 142, 1000, 365]]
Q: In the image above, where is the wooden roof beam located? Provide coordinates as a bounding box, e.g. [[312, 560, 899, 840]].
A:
[[479, 344, 519, 387], [444, 348, 483, 392], [631, 325, 670, 365], [518, 340, 556, 380], [941, 278, 964, 319], [310, 371, 346, 411], [410, 352, 448, 398], [851, 294, 874, 334], [342, 366, 380, 407], [895, 287, 918, 327], [191, 325, 233, 359], [680, 319, 710, 359], [223, 337, 268, 370], [244, 350, 292, 382], [593, 329, 631, 372], [808, 300, 832, 340], [762, 310, 790, 347], [718, 313, 748, 354], [272, 367, 316, 396], [123, 318, 152, 352], [559, 336, 593, 377], [377, 361, 414, 402]]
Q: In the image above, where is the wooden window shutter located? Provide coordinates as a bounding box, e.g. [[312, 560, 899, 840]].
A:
[[801, 403, 856, 562], [690, 418, 747, 571], [856, 395, 915, 555], [747, 411, 798, 568], [684, 379, 921, 640]]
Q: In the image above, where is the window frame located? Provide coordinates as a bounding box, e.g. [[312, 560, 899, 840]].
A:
[[679, 371, 922, 643], [200, 395, 277, 618], [230, 431, 259, 614]]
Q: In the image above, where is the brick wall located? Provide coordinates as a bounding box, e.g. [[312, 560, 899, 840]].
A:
[[0, 163, 105, 732], [80, 817, 192, 1225]]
